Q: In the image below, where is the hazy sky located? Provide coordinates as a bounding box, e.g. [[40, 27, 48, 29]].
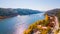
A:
[[0, 0, 60, 11]]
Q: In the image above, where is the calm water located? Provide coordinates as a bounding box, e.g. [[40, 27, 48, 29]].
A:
[[0, 13, 45, 34]]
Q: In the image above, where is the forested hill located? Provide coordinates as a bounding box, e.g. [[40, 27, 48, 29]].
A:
[[0, 8, 42, 19], [14, 9, 42, 15], [0, 8, 18, 17], [45, 8, 60, 22]]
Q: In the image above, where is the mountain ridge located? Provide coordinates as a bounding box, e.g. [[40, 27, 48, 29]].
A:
[[45, 8, 60, 23], [0, 8, 42, 19]]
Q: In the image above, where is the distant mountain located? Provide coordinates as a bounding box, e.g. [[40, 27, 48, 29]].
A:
[[0, 8, 42, 19], [45, 9, 60, 16], [14, 9, 42, 15], [0, 8, 18, 17], [45, 8, 60, 22]]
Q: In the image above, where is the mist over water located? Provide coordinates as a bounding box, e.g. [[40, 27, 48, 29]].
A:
[[0, 13, 45, 34]]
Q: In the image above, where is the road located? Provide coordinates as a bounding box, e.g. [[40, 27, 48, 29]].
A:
[[53, 16, 59, 34]]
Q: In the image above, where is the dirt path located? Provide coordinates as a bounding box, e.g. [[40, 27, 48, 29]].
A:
[[55, 16, 59, 30], [53, 16, 59, 34]]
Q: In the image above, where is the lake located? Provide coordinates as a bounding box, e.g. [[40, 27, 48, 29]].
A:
[[0, 13, 45, 34]]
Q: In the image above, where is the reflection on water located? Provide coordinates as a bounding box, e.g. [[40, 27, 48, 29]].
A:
[[0, 13, 44, 34]]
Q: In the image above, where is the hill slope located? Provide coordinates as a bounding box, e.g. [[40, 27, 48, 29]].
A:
[[45, 8, 60, 22], [0, 8, 42, 19], [14, 9, 42, 15]]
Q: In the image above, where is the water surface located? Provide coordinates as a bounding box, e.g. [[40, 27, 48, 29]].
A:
[[0, 13, 45, 34]]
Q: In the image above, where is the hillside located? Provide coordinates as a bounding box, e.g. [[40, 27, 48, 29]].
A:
[[0, 8, 42, 19], [0, 8, 18, 17], [45, 9, 60, 22], [14, 9, 42, 15], [24, 10, 60, 34]]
